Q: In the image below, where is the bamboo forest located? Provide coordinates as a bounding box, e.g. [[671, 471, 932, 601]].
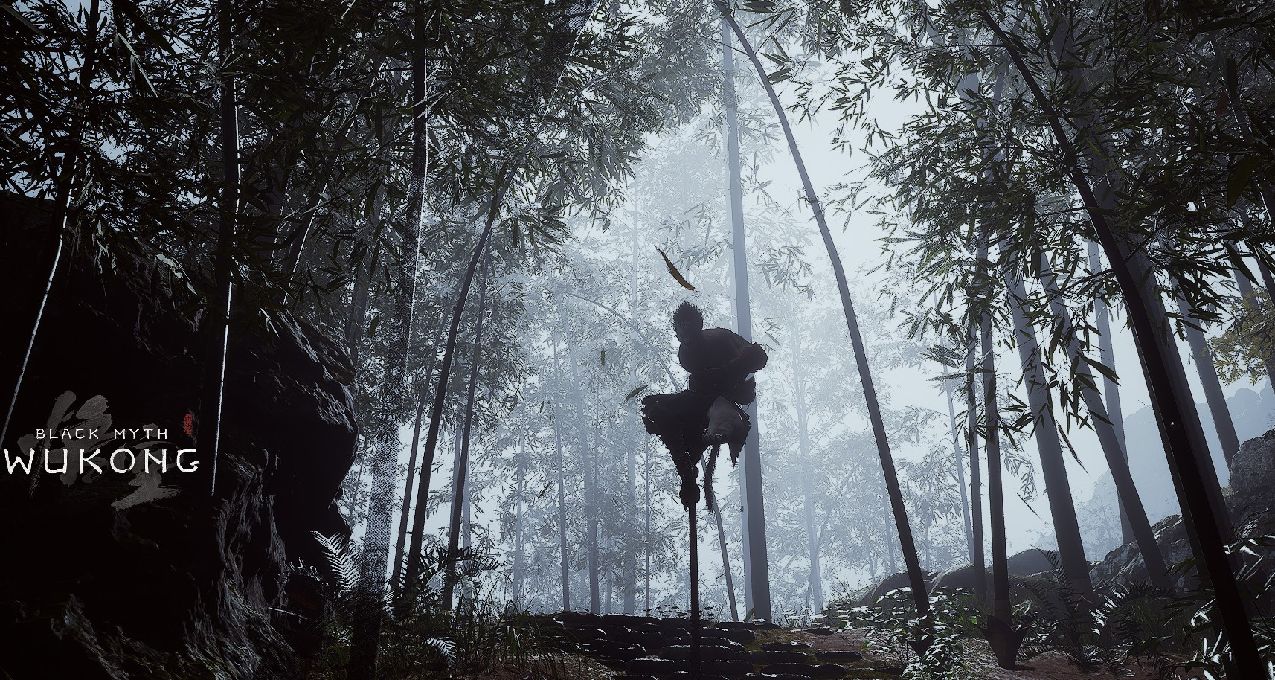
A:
[[4, 0, 1275, 678]]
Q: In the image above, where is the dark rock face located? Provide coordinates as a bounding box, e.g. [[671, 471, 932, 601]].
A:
[[0, 195, 357, 679]]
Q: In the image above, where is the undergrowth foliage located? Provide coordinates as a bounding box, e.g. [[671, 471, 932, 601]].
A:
[[825, 533, 1275, 680], [1016, 533, 1275, 678], [845, 588, 977, 680], [294, 534, 603, 679], [1173, 532, 1275, 679]]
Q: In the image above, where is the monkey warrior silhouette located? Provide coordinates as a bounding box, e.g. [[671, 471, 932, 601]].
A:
[[641, 302, 768, 510]]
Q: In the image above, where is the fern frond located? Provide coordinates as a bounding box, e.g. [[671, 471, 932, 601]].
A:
[[312, 530, 358, 596]]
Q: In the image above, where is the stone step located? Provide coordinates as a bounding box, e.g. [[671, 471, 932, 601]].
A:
[[704, 627, 755, 644], [761, 641, 813, 652], [658, 617, 691, 630], [748, 649, 811, 664], [815, 649, 863, 663], [603, 614, 651, 626], [697, 660, 753, 678], [760, 662, 848, 678], [633, 632, 671, 649], [566, 626, 608, 642], [628, 657, 678, 675], [658, 644, 748, 662], [584, 642, 648, 661]]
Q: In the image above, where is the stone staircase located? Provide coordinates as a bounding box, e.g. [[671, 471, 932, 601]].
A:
[[533, 612, 899, 679]]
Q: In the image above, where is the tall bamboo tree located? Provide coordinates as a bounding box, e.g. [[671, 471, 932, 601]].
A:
[[719, 5, 931, 640], [718, 12, 772, 621]]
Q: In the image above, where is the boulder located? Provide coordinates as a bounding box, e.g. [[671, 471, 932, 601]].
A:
[[1231, 428, 1275, 520], [857, 570, 934, 605], [1006, 548, 1058, 576], [933, 549, 1062, 595]]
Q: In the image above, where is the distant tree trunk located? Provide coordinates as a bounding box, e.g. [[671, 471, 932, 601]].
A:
[[966, 319, 987, 605], [714, 504, 740, 621], [404, 167, 510, 590], [461, 449, 472, 606], [644, 438, 653, 614], [943, 380, 975, 567], [199, 0, 241, 498], [1176, 296, 1239, 468], [1039, 254, 1171, 590], [391, 315, 448, 585], [622, 219, 641, 616], [802, 469, 824, 613], [718, 15, 772, 621], [1002, 266, 1093, 610], [512, 438, 526, 609], [623, 431, 639, 613], [978, 9, 1258, 672], [348, 15, 432, 672], [1, 0, 102, 454], [978, 236, 1018, 668], [1256, 258, 1275, 302], [569, 359, 601, 615], [1231, 268, 1275, 387], [720, 8, 930, 636], [443, 251, 492, 607], [1087, 242, 1134, 544], [442, 253, 490, 610], [792, 336, 824, 612], [603, 559, 613, 615], [551, 336, 572, 611], [344, 233, 379, 365]]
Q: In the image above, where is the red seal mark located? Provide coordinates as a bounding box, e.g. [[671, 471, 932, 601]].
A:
[[182, 411, 195, 438]]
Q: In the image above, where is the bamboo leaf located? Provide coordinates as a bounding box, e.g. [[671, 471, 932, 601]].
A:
[[1, 3, 38, 34], [1227, 155, 1261, 207]]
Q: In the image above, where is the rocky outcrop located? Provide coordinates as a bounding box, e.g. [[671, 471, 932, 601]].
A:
[[0, 194, 357, 679], [1091, 428, 1275, 590], [857, 549, 1060, 606], [1230, 428, 1275, 524]]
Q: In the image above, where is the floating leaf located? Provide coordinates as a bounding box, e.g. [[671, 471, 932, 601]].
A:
[[656, 247, 696, 291]]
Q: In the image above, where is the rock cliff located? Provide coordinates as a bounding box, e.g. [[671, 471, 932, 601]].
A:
[[0, 194, 357, 679]]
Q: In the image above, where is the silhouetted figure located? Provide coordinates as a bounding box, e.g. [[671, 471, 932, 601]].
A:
[[641, 302, 767, 509]]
